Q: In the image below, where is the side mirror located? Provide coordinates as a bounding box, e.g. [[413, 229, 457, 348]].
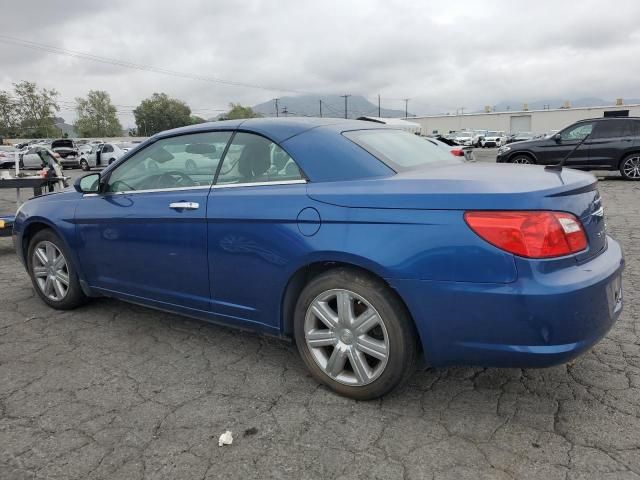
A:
[[553, 133, 562, 143], [75, 173, 101, 193]]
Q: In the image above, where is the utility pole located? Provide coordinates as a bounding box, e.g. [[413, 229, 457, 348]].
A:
[[319, 100, 322, 118], [274, 98, 279, 118], [378, 94, 381, 117], [403, 98, 410, 118], [340, 94, 351, 119]]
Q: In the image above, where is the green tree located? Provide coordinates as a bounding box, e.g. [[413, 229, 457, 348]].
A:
[[190, 115, 207, 125], [222, 103, 260, 120], [74, 90, 122, 137], [13, 81, 59, 138], [133, 93, 191, 136], [0, 91, 19, 138]]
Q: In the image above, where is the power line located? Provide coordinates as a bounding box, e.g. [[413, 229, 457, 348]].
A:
[[0, 35, 314, 95]]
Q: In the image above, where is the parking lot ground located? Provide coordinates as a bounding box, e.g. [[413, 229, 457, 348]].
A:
[[0, 165, 639, 480]]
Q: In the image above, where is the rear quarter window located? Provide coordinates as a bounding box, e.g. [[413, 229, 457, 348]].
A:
[[343, 129, 458, 171]]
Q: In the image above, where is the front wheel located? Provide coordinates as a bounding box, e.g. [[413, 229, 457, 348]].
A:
[[27, 229, 87, 310], [620, 154, 640, 180], [80, 159, 89, 171], [294, 268, 417, 400]]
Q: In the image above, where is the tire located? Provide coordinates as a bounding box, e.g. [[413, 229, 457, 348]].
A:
[[293, 268, 418, 400], [510, 154, 535, 164], [80, 159, 89, 171], [27, 229, 87, 310], [619, 154, 640, 180]]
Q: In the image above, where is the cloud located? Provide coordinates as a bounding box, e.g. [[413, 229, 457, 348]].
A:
[[2, 0, 640, 126]]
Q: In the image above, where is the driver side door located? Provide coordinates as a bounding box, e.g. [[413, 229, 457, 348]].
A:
[[74, 130, 232, 313]]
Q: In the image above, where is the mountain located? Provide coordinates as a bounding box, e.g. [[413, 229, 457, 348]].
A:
[[251, 95, 409, 119]]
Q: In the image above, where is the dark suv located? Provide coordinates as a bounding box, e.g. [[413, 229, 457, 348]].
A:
[[496, 117, 640, 180]]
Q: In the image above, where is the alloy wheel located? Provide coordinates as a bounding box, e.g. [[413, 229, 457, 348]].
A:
[[32, 241, 70, 301], [622, 156, 640, 179], [512, 156, 533, 164], [304, 289, 389, 386]]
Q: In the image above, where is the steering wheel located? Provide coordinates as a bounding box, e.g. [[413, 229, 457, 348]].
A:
[[157, 171, 196, 188]]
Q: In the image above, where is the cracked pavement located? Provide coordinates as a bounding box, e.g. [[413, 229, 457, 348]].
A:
[[0, 165, 639, 479]]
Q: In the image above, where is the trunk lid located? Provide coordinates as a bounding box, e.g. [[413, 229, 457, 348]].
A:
[[307, 163, 607, 261]]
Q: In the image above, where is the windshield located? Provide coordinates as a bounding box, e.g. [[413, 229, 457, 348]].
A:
[[486, 131, 501, 136], [343, 129, 458, 171], [456, 132, 471, 137]]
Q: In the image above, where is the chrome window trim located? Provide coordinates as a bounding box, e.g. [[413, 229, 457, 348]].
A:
[[212, 179, 307, 189]]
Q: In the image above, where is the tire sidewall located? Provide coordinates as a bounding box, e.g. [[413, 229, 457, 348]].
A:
[[293, 268, 416, 400], [27, 229, 86, 309]]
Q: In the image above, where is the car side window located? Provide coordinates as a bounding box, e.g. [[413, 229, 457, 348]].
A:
[[215, 132, 303, 185], [561, 123, 593, 141], [102, 144, 113, 153], [592, 120, 633, 139], [106, 131, 232, 193]]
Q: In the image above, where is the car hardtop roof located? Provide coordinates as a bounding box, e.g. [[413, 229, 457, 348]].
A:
[[575, 116, 640, 122], [155, 117, 397, 143]]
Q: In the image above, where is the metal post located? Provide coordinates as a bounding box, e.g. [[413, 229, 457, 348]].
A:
[[378, 94, 381, 117], [403, 98, 409, 118], [275, 98, 279, 118], [340, 94, 351, 119], [319, 100, 322, 118]]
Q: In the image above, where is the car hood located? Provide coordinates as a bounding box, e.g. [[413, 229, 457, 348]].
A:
[[307, 162, 596, 210], [504, 138, 546, 149]]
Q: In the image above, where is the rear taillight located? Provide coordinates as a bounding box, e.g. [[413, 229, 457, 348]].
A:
[[450, 148, 465, 157], [464, 211, 587, 258]]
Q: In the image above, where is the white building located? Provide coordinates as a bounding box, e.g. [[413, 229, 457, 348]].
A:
[[407, 103, 640, 135]]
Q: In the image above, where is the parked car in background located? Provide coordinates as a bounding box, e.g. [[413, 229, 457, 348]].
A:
[[0, 145, 19, 168], [78, 142, 127, 171], [424, 136, 475, 162], [14, 118, 623, 399], [472, 130, 487, 147], [481, 131, 507, 148], [51, 139, 78, 159], [453, 131, 474, 146], [497, 117, 640, 180], [18, 146, 61, 169]]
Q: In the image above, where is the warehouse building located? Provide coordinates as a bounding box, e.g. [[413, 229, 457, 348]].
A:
[[408, 102, 640, 135]]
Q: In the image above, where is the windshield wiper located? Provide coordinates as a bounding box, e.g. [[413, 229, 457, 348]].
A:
[[545, 133, 590, 172]]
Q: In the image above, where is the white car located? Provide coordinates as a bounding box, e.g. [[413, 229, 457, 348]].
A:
[[19, 146, 60, 169], [78, 143, 127, 171], [453, 131, 474, 146], [480, 131, 507, 148]]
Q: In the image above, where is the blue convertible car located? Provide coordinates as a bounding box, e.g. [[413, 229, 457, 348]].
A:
[[13, 118, 624, 399]]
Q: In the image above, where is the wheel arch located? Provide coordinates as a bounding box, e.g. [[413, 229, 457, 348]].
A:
[[280, 259, 423, 353], [618, 150, 640, 169], [507, 150, 537, 163], [20, 218, 92, 296]]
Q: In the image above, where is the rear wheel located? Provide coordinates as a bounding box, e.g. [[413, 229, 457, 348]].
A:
[[620, 154, 640, 180], [27, 229, 87, 310], [510, 154, 535, 164], [294, 268, 417, 400]]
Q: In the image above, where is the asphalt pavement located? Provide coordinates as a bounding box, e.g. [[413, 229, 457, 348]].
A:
[[0, 154, 639, 479]]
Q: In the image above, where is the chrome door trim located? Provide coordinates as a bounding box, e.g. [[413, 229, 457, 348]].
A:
[[212, 179, 307, 189]]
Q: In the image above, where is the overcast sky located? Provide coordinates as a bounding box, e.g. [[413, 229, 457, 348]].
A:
[[3, 0, 640, 127]]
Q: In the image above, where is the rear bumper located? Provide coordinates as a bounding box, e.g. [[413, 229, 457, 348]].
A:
[[390, 237, 624, 368]]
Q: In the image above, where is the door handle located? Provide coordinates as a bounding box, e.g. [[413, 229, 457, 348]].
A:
[[169, 202, 199, 210]]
